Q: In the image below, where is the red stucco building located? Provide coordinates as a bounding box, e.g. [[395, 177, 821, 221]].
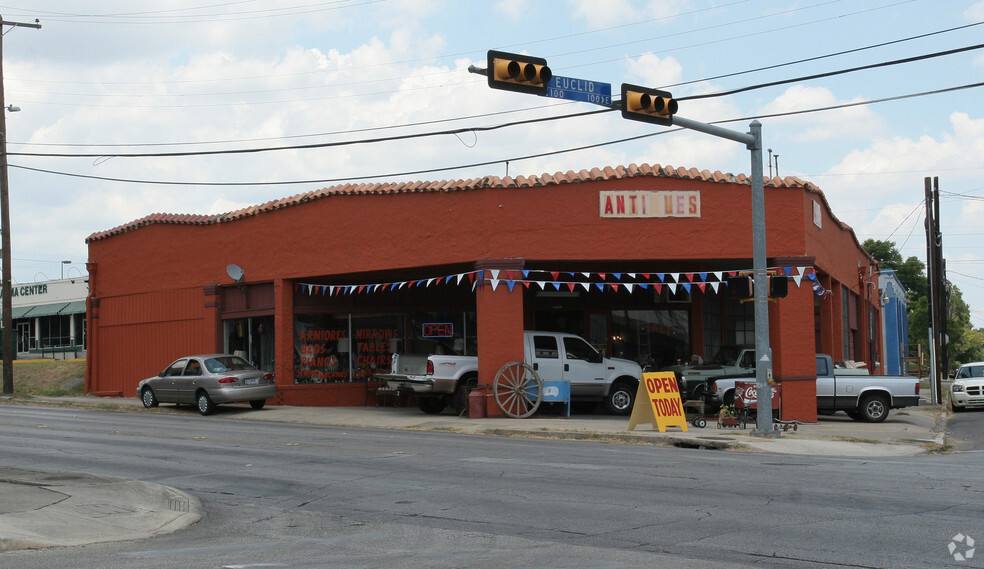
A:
[[84, 163, 882, 422]]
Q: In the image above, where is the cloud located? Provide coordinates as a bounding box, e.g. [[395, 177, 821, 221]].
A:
[[623, 52, 683, 86], [758, 85, 885, 142], [569, 0, 638, 29], [494, 0, 528, 20]]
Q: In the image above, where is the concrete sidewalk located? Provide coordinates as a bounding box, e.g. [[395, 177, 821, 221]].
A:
[[0, 395, 950, 551]]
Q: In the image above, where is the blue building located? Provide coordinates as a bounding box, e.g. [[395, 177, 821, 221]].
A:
[[879, 269, 909, 375]]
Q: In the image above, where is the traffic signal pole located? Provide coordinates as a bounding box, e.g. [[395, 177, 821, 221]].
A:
[[471, 52, 776, 435], [674, 116, 775, 437]]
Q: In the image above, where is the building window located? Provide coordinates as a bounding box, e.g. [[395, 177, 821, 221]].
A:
[[610, 309, 689, 368], [223, 316, 275, 373]]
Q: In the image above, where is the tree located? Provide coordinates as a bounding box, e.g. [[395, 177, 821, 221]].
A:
[[862, 239, 926, 299], [863, 238, 983, 365]]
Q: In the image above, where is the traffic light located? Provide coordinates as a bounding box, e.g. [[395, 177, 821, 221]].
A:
[[727, 275, 752, 298], [620, 83, 677, 126], [486, 50, 552, 95], [769, 275, 789, 298], [727, 274, 789, 299]]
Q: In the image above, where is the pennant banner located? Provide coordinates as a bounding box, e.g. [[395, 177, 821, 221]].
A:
[[295, 266, 822, 298]]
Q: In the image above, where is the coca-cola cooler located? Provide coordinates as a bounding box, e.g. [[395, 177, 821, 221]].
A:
[[733, 381, 781, 423]]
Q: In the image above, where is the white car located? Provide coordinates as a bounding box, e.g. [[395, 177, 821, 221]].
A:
[[950, 362, 984, 412]]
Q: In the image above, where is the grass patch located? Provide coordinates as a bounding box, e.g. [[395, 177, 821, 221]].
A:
[[9, 359, 86, 397]]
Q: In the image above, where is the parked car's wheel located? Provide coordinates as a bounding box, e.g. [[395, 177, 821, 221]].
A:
[[860, 393, 889, 423], [197, 391, 216, 416], [607, 379, 636, 415], [249, 399, 266, 410], [417, 396, 447, 415], [846, 410, 864, 421], [140, 387, 159, 408], [452, 375, 478, 416], [950, 399, 965, 412]]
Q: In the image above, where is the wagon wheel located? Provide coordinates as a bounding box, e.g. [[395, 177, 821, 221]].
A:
[[493, 361, 542, 418]]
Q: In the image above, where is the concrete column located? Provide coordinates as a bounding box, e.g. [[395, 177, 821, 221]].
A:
[[474, 259, 526, 418], [769, 259, 818, 422], [273, 278, 293, 405]]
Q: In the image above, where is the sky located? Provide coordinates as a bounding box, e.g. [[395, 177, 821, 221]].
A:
[[3, 0, 984, 330]]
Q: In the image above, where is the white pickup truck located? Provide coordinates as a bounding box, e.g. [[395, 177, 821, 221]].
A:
[[703, 354, 922, 423], [377, 331, 643, 416]]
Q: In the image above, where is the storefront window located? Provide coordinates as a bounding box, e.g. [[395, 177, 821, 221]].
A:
[[404, 311, 476, 356], [610, 310, 689, 369], [293, 313, 406, 383], [224, 316, 275, 373]]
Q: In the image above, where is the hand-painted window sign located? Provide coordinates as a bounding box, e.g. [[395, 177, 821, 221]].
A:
[[600, 190, 700, 218]]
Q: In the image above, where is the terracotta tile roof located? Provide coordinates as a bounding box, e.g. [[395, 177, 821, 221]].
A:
[[85, 162, 822, 243]]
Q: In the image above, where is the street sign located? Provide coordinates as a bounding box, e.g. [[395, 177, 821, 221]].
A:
[[546, 75, 611, 106]]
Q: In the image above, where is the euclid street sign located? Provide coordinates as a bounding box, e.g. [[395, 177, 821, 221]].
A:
[[546, 75, 612, 106]]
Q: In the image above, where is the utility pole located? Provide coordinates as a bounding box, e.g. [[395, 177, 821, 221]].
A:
[[0, 15, 41, 395], [923, 176, 946, 404]]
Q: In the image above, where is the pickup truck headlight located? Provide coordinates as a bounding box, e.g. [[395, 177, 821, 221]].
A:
[[951, 383, 965, 393]]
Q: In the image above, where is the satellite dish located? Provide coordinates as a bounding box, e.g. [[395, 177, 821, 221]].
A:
[[226, 264, 245, 283]]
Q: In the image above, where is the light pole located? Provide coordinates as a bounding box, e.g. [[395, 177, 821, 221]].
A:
[[0, 15, 41, 395]]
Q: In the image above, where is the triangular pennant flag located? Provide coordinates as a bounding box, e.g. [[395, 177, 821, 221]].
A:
[[522, 281, 531, 289], [551, 282, 561, 291], [807, 272, 818, 282], [668, 283, 678, 294], [490, 279, 500, 291], [580, 282, 591, 292], [698, 272, 708, 283], [598, 273, 607, 281], [641, 273, 651, 279], [595, 283, 605, 291], [611, 283, 621, 292], [793, 272, 804, 287], [682, 273, 693, 283], [783, 266, 793, 276], [581, 272, 591, 278], [697, 283, 707, 293], [654, 283, 664, 294], [626, 273, 637, 279], [506, 280, 516, 292], [612, 273, 622, 280], [709, 282, 720, 293], [490, 269, 500, 280], [624, 283, 635, 293], [566, 283, 576, 292], [551, 271, 560, 281], [445, 275, 454, 284], [655, 273, 664, 282], [682, 283, 692, 293], [797, 266, 810, 278]]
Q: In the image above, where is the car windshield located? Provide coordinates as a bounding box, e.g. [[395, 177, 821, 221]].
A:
[[957, 365, 984, 378], [204, 356, 257, 373], [709, 347, 742, 366]]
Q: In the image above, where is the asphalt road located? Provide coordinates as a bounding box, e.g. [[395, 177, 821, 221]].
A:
[[0, 403, 982, 569]]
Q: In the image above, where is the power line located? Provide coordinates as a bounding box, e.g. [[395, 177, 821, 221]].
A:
[[13, 79, 984, 186]]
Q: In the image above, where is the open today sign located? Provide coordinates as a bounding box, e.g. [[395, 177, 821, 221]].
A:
[[627, 372, 689, 433]]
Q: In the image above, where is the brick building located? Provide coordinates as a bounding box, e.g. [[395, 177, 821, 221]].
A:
[[84, 163, 881, 422]]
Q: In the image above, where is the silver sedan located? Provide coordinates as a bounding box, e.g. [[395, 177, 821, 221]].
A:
[[138, 354, 276, 415]]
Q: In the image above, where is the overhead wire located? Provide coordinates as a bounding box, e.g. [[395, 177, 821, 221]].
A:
[[10, 20, 982, 151], [12, 80, 984, 186]]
